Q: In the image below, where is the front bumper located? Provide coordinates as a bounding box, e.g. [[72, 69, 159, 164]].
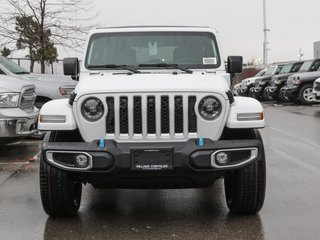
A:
[[281, 86, 299, 98], [267, 86, 278, 96], [240, 87, 248, 95], [0, 117, 38, 138], [42, 139, 263, 188], [250, 87, 264, 98], [313, 90, 320, 102]]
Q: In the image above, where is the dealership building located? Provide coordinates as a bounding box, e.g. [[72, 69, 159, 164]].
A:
[[315, 41, 320, 58]]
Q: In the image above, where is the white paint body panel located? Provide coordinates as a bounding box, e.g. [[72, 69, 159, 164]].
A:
[[226, 97, 265, 129], [39, 99, 77, 130]]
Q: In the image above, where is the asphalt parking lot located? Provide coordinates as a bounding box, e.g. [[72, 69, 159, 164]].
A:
[[0, 103, 320, 240]]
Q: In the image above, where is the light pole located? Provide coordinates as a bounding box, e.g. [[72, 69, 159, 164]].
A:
[[298, 48, 304, 61], [263, 0, 270, 66]]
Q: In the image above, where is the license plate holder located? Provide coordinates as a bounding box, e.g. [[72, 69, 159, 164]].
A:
[[131, 148, 173, 171]]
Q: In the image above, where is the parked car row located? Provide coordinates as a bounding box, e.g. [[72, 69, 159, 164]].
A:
[[0, 57, 77, 142], [234, 58, 320, 104]]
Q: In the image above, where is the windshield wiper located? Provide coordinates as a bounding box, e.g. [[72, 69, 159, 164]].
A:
[[139, 63, 193, 74], [15, 71, 29, 74], [87, 64, 141, 73]]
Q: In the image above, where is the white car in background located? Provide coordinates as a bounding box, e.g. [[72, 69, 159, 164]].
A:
[[0, 75, 39, 142], [313, 77, 320, 102], [0, 56, 77, 108], [232, 83, 241, 96]]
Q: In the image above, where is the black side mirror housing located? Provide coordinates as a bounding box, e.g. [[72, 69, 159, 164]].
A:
[[63, 58, 80, 81], [227, 56, 243, 74]]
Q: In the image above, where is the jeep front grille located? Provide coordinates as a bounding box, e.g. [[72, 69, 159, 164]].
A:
[[105, 94, 198, 138], [270, 80, 276, 87], [20, 87, 36, 113]]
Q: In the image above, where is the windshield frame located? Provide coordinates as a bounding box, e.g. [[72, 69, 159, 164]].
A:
[[255, 70, 266, 77], [84, 31, 222, 71]]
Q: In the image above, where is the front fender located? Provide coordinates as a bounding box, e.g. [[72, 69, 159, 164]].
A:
[[38, 99, 77, 131], [226, 97, 265, 129]]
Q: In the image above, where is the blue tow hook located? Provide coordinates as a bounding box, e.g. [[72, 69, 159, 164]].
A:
[[198, 138, 204, 147], [99, 139, 105, 148]]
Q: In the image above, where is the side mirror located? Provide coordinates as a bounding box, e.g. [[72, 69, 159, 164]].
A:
[[63, 58, 80, 81], [227, 56, 243, 74]]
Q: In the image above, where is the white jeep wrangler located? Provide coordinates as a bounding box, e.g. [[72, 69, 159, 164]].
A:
[[38, 26, 266, 217]]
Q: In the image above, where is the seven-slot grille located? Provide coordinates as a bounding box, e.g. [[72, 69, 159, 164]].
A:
[[287, 80, 294, 88], [255, 79, 260, 88], [105, 95, 198, 137], [20, 87, 36, 112]]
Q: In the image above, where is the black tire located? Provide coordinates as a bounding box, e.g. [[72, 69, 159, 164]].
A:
[[35, 101, 47, 109], [40, 131, 82, 217], [278, 90, 290, 102], [298, 84, 314, 105], [224, 130, 266, 215], [248, 87, 255, 98], [263, 88, 273, 101]]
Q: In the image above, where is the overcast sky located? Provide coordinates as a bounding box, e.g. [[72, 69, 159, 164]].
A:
[[77, 0, 319, 64], [3, 0, 320, 64]]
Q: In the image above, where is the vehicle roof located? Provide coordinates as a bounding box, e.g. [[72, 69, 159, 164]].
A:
[[97, 25, 211, 29], [91, 26, 218, 34]]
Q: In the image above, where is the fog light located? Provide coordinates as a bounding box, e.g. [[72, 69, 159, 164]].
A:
[[216, 152, 229, 165], [75, 154, 89, 168]]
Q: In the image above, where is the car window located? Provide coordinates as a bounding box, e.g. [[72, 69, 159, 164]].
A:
[[265, 67, 276, 75], [275, 66, 283, 75], [0, 56, 29, 74], [279, 64, 293, 74], [299, 60, 314, 72], [85, 31, 221, 69], [255, 70, 266, 77]]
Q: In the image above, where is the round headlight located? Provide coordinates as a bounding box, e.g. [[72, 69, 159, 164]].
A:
[[198, 96, 222, 120], [81, 98, 104, 122]]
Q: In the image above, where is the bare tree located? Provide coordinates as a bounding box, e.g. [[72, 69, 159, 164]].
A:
[[0, 0, 96, 73]]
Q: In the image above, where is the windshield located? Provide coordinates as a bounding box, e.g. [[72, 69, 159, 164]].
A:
[[255, 70, 266, 77], [0, 56, 29, 74], [265, 67, 276, 75], [279, 64, 293, 74], [85, 32, 221, 69], [299, 60, 313, 72]]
